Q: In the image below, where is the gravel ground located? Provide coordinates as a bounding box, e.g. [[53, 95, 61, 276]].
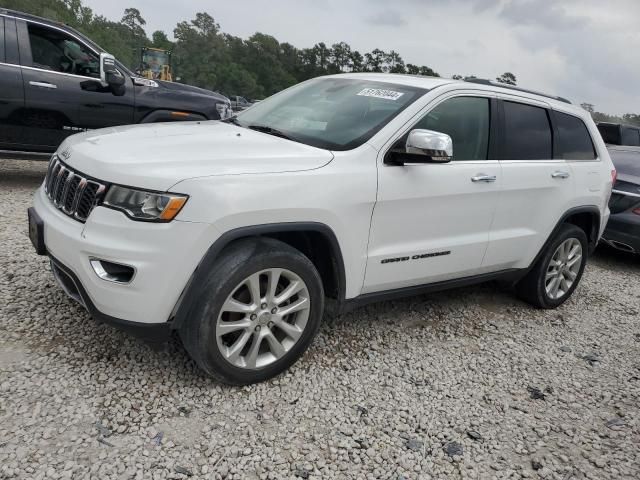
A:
[[1, 159, 639, 480]]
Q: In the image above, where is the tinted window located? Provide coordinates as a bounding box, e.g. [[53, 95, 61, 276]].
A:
[[555, 112, 596, 160], [597, 124, 621, 145], [414, 97, 490, 161], [621, 127, 640, 147], [0, 17, 5, 63], [503, 101, 552, 160], [27, 24, 99, 78]]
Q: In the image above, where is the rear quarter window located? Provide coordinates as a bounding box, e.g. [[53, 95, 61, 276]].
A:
[[555, 112, 596, 160]]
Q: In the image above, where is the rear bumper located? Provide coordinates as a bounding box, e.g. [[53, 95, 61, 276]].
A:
[[602, 212, 640, 253]]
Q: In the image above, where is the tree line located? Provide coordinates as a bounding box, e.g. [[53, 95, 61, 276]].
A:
[[3, 0, 637, 125], [4, 0, 517, 98]]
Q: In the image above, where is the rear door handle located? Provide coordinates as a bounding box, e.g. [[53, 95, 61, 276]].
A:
[[471, 174, 497, 183], [551, 171, 570, 179], [29, 81, 57, 90]]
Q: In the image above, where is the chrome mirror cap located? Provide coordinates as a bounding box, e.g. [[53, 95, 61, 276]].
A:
[[406, 129, 453, 162]]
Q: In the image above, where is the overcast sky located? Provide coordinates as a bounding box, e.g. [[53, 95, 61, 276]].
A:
[[83, 0, 640, 115]]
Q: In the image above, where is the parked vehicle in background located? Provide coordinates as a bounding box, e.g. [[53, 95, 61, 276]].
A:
[[29, 74, 614, 384], [229, 95, 253, 111], [596, 123, 640, 254], [0, 9, 232, 156], [597, 122, 640, 147]]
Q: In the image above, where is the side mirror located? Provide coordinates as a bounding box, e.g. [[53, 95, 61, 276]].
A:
[[405, 129, 453, 162], [100, 52, 126, 96], [385, 129, 453, 165]]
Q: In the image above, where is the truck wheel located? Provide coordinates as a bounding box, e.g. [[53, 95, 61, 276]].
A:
[[180, 237, 324, 385], [516, 223, 588, 309]]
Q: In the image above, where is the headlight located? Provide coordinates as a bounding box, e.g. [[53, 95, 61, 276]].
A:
[[103, 185, 188, 222], [216, 102, 233, 120]]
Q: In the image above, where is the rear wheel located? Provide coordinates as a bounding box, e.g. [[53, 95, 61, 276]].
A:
[[180, 238, 324, 385], [516, 223, 588, 308]]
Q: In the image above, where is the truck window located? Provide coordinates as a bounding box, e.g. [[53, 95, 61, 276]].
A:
[[0, 17, 5, 63], [597, 124, 621, 145], [502, 101, 552, 160], [27, 24, 100, 79], [555, 112, 596, 160], [621, 127, 640, 147]]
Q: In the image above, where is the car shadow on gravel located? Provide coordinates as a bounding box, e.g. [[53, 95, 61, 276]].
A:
[[0, 162, 47, 188], [592, 244, 640, 272]]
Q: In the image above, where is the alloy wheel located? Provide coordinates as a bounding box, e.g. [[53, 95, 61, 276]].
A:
[[545, 238, 583, 300], [215, 268, 310, 369]]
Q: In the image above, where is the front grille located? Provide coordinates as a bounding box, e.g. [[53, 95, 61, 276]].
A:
[[44, 156, 107, 222]]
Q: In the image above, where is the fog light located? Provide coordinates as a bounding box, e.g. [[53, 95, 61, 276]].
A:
[[90, 258, 136, 284]]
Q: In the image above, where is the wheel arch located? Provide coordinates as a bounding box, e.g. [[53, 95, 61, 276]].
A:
[[528, 205, 601, 272], [171, 222, 346, 330]]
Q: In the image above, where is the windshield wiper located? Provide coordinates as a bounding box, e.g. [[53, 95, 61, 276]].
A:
[[247, 124, 297, 142]]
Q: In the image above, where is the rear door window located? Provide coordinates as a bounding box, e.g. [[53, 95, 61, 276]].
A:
[[555, 112, 596, 160], [502, 101, 552, 160]]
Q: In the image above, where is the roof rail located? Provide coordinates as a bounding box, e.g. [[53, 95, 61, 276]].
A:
[[463, 78, 572, 105]]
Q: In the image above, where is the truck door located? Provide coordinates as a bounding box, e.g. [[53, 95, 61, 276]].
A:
[[16, 20, 135, 152], [0, 16, 27, 151]]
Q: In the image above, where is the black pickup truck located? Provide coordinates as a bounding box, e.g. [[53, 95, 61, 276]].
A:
[[597, 122, 640, 254], [0, 9, 232, 156]]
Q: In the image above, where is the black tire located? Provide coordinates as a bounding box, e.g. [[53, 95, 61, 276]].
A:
[[515, 223, 588, 309], [179, 237, 324, 385]]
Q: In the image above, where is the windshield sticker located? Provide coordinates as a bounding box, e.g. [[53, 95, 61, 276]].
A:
[[357, 88, 405, 101]]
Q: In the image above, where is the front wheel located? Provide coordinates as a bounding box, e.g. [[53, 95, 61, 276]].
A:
[[180, 238, 324, 385], [516, 223, 588, 309]]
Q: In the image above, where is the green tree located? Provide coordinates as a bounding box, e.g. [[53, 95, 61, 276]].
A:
[[364, 49, 386, 72], [152, 31, 173, 51], [349, 51, 364, 72], [496, 72, 517, 85]]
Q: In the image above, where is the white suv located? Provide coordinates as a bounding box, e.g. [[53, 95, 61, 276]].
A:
[[28, 74, 615, 384]]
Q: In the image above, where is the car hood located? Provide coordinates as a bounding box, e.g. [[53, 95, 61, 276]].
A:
[[58, 122, 334, 191], [155, 80, 229, 103]]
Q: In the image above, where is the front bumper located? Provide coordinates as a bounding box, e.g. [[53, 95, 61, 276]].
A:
[[602, 211, 640, 253], [48, 255, 171, 341], [32, 186, 219, 331]]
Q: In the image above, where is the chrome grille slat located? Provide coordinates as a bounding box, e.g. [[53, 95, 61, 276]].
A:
[[42, 156, 107, 223]]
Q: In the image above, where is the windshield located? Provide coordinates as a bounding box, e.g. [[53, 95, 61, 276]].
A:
[[235, 78, 427, 150]]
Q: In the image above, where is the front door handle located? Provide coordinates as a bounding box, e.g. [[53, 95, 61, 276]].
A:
[[471, 174, 497, 183], [551, 171, 570, 179], [29, 81, 57, 90]]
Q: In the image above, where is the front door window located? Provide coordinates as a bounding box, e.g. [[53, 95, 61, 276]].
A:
[[27, 24, 99, 78]]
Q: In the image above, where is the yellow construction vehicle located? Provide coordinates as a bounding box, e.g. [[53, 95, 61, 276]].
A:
[[140, 47, 172, 82]]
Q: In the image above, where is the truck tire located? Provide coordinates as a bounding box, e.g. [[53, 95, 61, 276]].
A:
[[516, 223, 588, 309], [179, 237, 324, 385]]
